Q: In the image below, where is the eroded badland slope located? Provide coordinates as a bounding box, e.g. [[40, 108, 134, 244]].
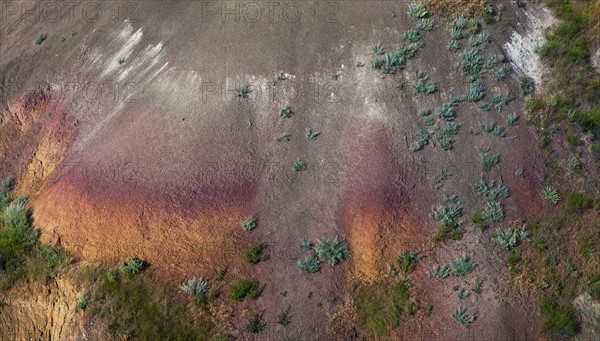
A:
[[1, 0, 599, 340]]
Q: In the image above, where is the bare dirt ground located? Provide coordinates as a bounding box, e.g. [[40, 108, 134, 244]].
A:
[[0, 0, 556, 339]]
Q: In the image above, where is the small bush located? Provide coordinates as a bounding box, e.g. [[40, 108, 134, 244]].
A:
[[412, 71, 436, 95], [305, 128, 320, 141], [416, 19, 434, 31], [243, 243, 268, 264], [448, 41, 460, 52], [519, 75, 535, 95], [372, 43, 384, 55], [244, 314, 263, 334], [492, 225, 528, 251], [398, 251, 422, 274], [565, 157, 581, 171], [75, 294, 90, 312], [299, 238, 313, 250], [539, 298, 577, 339], [279, 106, 294, 118], [179, 277, 209, 295], [277, 308, 291, 326], [479, 151, 500, 172], [431, 202, 463, 229], [472, 180, 509, 201], [403, 29, 422, 44], [456, 288, 470, 299], [34, 33, 47, 45], [471, 213, 485, 232], [292, 160, 307, 172], [407, 3, 427, 18], [118, 258, 146, 277], [450, 256, 475, 277], [483, 201, 504, 222], [507, 113, 519, 126], [315, 237, 349, 265], [297, 256, 320, 273], [566, 193, 592, 212], [541, 187, 560, 205], [229, 279, 262, 301], [579, 231, 595, 261], [452, 307, 476, 325], [241, 216, 257, 231], [466, 81, 485, 102], [235, 85, 250, 98], [565, 134, 581, 146], [426, 264, 449, 279]]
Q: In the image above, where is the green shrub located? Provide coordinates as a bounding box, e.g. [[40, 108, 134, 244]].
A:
[[450, 256, 475, 277], [448, 41, 460, 52], [297, 256, 320, 273], [305, 128, 320, 141], [566, 193, 592, 212], [277, 308, 291, 326], [519, 75, 535, 95], [472, 280, 483, 294], [450, 27, 465, 40], [460, 50, 482, 76], [244, 314, 263, 334], [179, 277, 208, 295], [243, 243, 268, 264], [299, 238, 313, 250], [541, 186, 560, 204], [292, 160, 307, 172], [75, 294, 90, 312], [393, 278, 411, 301], [452, 307, 476, 325], [456, 288, 470, 299], [542, 252, 558, 267], [407, 3, 427, 18], [483, 201, 504, 222], [507, 113, 519, 126], [472, 180, 509, 201], [119, 258, 146, 277], [398, 251, 422, 274], [565, 157, 581, 171], [229, 279, 262, 301], [416, 19, 434, 31], [466, 81, 485, 102], [372, 43, 384, 55], [371, 58, 384, 69], [441, 122, 460, 135], [471, 213, 485, 232], [479, 151, 500, 172], [431, 202, 463, 228], [315, 237, 349, 265], [412, 71, 436, 95], [0, 200, 40, 286], [279, 106, 294, 118], [403, 29, 422, 44], [539, 298, 577, 339], [235, 85, 250, 98], [34, 33, 46, 45], [566, 134, 581, 146], [426, 264, 449, 279], [241, 216, 257, 231], [579, 231, 595, 261]]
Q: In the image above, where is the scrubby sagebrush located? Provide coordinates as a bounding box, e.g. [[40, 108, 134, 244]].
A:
[[315, 237, 349, 265], [179, 277, 209, 295], [0, 178, 71, 288]]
